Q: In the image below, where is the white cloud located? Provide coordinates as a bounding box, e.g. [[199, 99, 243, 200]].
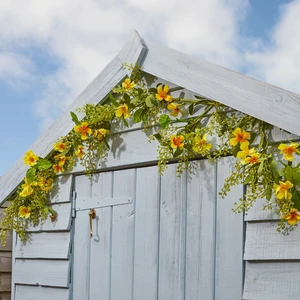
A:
[[245, 0, 300, 93], [0, 0, 249, 131]]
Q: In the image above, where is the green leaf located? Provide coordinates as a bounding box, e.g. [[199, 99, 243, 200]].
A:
[[257, 160, 264, 176], [122, 117, 129, 127], [145, 95, 155, 108], [26, 167, 37, 183], [292, 190, 300, 210], [231, 143, 240, 157], [284, 166, 300, 185], [36, 159, 53, 171], [70, 111, 80, 125], [109, 94, 118, 106], [134, 109, 144, 123], [188, 104, 194, 115], [123, 94, 130, 103], [149, 87, 157, 93], [159, 114, 171, 129], [243, 175, 252, 184], [173, 148, 183, 158], [59, 148, 70, 157], [153, 133, 162, 143], [151, 98, 158, 106], [266, 187, 273, 201], [131, 96, 140, 104]]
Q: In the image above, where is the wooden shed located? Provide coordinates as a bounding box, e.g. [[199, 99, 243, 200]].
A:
[[0, 31, 300, 300]]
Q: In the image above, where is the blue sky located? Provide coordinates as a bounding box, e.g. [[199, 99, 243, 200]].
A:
[[0, 0, 299, 176]]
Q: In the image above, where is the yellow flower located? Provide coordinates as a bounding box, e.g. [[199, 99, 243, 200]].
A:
[[93, 128, 110, 141], [75, 145, 85, 159], [167, 103, 183, 117], [283, 209, 300, 225], [53, 142, 67, 153], [244, 153, 260, 165], [19, 178, 37, 197], [55, 155, 68, 167], [122, 78, 136, 90], [273, 180, 294, 200], [192, 134, 212, 154], [115, 104, 130, 119], [19, 206, 31, 219], [38, 177, 53, 192], [170, 135, 184, 149], [229, 128, 251, 147], [53, 164, 64, 174], [74, 122, 93, 140], [156, 85, 172, 102], [24, 150, 39, 167], [278, 143, 300, 161]]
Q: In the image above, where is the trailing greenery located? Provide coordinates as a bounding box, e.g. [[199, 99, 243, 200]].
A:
[[1, 63, 300, 244]]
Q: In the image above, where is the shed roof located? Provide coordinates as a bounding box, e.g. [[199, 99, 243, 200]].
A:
[[1, 30, 300, 204]]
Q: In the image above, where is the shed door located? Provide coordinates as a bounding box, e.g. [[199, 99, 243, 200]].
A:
[[72, 157, 244, 300]]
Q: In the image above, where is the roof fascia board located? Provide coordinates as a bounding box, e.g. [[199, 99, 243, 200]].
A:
[[0, 31, 147, 204], [142, 42, 300, 136]]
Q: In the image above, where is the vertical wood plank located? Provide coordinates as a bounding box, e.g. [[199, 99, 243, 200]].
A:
[[110, 169, 136, 300], [73, 175, 92, 300], [89, 172, 112, 300], [215, 157, 244, 300], [133, 166, 160, 300], [158, 164, 186, 300], [185, 160, 216, 299]]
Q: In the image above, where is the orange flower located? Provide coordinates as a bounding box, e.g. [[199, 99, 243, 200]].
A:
[[24, 150, 39, 167], [115, 104, 130, 119], [75, 145, 85, 159], [19, 206, 31, 219], [273, 181, 293, 200], [93, 128, 110, 141], [170, 135, 184, 149], [278, 143, 300, 161], [156, 85, 172, 102], [74, 122, 93, 140], [122, 78, 136, 90], [244, 153, 260, 165], [53, 142, 67, 152], [55, 155, 68, 167], [167, 103, 182, 117], [283, 209, 300, 225], [53, 164, 64, 174], [229, 128, 251, 147]]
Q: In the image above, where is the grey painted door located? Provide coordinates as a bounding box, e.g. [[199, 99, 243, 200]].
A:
[[72, 157, 244, 300]]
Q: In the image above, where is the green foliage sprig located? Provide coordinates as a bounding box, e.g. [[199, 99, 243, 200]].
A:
[[1, 63, 300, 244]]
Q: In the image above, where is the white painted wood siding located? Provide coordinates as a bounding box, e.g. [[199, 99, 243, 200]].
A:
[[13, 174, 73, 300]]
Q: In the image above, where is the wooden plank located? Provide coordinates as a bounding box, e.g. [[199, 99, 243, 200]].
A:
[[0, 292, 10, 300], [244, 221, 300, 260], [77, 197, 132, 211], [27, 203, 72, 232], [14, 259, 69, 287], [49, 175, 73, 203], [185, 160, 216, 299], [89, 172, 112, 300], [110, 169, 136, 300], [158, 164, 186, 300], [15, 285, 69, 300], [0, 233, 12, 252], [143, 42, 300, 136], [0, 274, 11, 292], [0, 252, 12, 273], [243, 261, 300, 299], [15, 232, 70, 259], [133, 166, 159, 300], [215, 157, 244, 299], [0, 30, 147, 206]]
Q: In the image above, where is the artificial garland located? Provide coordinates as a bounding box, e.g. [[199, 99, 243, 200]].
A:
[[0, 64, 300, 244]]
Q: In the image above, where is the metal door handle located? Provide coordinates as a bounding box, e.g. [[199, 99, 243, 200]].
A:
[[88, 209, 96, 238]]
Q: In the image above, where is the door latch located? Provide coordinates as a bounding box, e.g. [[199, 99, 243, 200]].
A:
[[88, 209, 96, 238]]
